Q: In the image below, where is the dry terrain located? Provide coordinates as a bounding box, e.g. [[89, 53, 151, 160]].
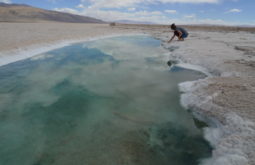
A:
[[0, 22, 255, 165]]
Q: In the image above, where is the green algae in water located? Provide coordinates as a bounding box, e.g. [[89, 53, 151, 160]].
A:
[[0, 36, 212, 165]]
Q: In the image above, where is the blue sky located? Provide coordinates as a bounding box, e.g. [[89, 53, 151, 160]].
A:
[[1, 0, 255, 25]]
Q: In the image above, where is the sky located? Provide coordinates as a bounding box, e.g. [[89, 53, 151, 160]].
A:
[[1, 0, 255, 25]]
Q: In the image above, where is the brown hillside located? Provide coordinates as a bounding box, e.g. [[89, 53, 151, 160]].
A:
[[0, 3, 104, 23]]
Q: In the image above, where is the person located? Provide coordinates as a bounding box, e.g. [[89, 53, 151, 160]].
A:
[[168, 23, 189, 43]]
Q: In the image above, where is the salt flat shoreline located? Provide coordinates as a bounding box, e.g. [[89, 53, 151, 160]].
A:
[[0, 23, 144, 66], [0, 23, 255, 165]]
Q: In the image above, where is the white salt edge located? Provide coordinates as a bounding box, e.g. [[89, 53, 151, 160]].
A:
[[178, 79, 255, 165], [0, 33, 146, 67], [175, 63, 212, 77], [161, 31, 255, 165]]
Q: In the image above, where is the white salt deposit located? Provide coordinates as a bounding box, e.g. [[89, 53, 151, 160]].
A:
[[179, 80, 255, 165], [0, 33, 144, 67], [175, 63, 212, 76], [202, 113, 255, 165], [158, 30, 255, 165], [169, 32, 255, 165]]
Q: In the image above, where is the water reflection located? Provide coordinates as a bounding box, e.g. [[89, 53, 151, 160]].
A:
[[0, 36, 211, 165]]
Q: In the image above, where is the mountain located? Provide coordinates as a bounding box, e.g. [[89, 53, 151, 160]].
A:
[[116, 20, 155, 25], [0, 3, 104, 23]]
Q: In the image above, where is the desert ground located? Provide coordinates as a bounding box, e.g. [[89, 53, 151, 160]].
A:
[[0, 22, 255, 165]]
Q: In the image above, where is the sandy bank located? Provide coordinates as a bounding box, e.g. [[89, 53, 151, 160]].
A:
[[0, 23, 145, 66]]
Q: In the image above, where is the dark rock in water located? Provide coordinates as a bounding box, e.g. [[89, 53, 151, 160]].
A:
[[192, 117, 209, 129], [167, 60, 177, 67], [167, 60, 172, 67]]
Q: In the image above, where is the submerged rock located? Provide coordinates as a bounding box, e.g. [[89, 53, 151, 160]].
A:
[[167, 60, 178, 67]]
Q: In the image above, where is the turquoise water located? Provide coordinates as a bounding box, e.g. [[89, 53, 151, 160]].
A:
[[0, 36, 212, 165]]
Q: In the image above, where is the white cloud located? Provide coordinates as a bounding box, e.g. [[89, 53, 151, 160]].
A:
[[78, 8, 170, 24], [128, 7, 136, 11], [165, 10, 177, 14], [226, 8, 242, 13], [184, 14, 196, 19], [54, 8, 80, 15], [82, 0, 219, 9], [52, 6, 249, 25], [157, 0, 219, 3], [76, 4, 86, 8], [52, 0, 247, 25], [0, 0, 11, 4], [87, 0, 139, 9]]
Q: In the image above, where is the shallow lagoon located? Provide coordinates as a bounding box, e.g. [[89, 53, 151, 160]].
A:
[[0, 36, 212, 165]]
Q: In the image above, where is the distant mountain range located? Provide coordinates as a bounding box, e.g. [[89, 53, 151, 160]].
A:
[[116, 20, 155, 25], [0, 3, 104, 23]]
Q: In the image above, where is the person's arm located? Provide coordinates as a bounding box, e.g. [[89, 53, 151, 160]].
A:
[[177, 31, 183, 41], [168, 34, 175, 43]]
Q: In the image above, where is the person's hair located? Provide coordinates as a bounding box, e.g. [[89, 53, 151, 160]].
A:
[[171, 23, 176, 30]]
